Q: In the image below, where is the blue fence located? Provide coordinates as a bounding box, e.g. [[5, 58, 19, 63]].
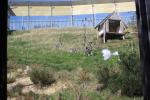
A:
[[9, 11, 136, 30]]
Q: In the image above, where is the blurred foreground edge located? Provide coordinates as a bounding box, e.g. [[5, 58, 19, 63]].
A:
[[0, 0, 8, 100], [0, 0, 150, 100], [135, 0, 150, 99]]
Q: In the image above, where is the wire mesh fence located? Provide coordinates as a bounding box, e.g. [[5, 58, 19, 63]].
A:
[[9, 13, 136, 30], [8, 0, 136, 30]]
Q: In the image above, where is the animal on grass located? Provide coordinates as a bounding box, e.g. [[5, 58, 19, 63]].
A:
[[85, 42, 93, 56]]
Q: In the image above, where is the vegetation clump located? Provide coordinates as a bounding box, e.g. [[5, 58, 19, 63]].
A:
[[96, 42, 142, 97], [96, 63, 110, 87], [8, 29, 142, 99], [8, 84, 24, 97], [29, 67, 56, 86], [117, 42, 142, 96]]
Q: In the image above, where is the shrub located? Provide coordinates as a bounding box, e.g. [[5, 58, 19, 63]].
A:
[[55, 70, 72, 81], [29, 67, 56, 86], [109, 42, 142, 96], [23, 91, 53, 100], [96, 63, 111, 87], [77, 68, 91, 83], [118, 42, 142, 96]]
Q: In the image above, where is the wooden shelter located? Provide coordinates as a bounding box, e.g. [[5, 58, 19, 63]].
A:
[[95, 11, 127, 43]]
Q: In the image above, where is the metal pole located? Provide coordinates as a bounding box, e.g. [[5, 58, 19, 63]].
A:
[[28, 1, 30, 30], [135, 0, 150, 99], [113, 0, 117, 12], [70, 0, 74, 27], [22, 16, 24, 30], [71, 6, 74, 27], [91, 0, 95, 27], [49, 1, 51, 29], [51, 6, 54, 28], [51, 6, 52, 16]]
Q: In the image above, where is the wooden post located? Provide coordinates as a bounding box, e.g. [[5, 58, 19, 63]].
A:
[[28, 1, 30, 30], [97, 31, 99, 40], [71, 6, 74, 27], [91, 0, 95, 27], [135, 0, 150, 99], [70, 0, 74, 27], [0, 0, 7, 99], [103, 23, 106, 43], [83, 18, 87, 47]]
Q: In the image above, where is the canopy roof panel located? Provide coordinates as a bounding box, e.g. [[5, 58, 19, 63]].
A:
[[9, 0, 134, 6]]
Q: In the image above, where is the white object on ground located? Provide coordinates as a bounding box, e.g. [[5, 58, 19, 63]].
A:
[[102, 49, 112, 60], [112, 51, 119, 56], [102, 49, 119, 60]]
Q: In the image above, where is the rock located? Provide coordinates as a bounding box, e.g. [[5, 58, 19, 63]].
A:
[[16, 77, 33, 86], [7, 77, 33, 92], [7, 72, 16, 79], [17, 69, 23, 73], [24, 66, 31, 75], [22, 85, 33, 94], [7, 97, 17, 100], [68, 48, 77, 53], [116, 89, 122, 97], [96, 84, 105, 91], [7, 82, 18, 92]]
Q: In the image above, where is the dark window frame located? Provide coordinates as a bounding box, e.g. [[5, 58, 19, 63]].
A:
[[0, 0, 150, 99]]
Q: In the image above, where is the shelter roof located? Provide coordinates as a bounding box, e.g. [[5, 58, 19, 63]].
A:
[[95, 11, 128, 29]]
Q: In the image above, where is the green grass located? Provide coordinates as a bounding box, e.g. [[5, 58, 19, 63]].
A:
[[28, 89, 142, 100], [7, 28, 142, 99], [7, 28, 138, 72], [8, 39, 119, 71], [8, 28, 122, 71], [8, 30, 30, 36]]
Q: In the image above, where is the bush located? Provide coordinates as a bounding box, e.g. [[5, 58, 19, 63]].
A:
[[109, 42, 142, 96], [118, 42, 142, 96], [23, 91, 53, 100], [29, 67, 56, 86], [96, 63, 111, 87], [77, 68, 91, 83], [97, 67, 109, 84]]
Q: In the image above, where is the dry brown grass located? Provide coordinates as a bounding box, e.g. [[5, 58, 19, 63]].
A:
[[9, 28, 98, 52]]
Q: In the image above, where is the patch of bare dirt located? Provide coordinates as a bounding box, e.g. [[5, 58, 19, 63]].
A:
[[22, 80, 70, 95], [7, 76, 72, 96], [7, 77, 32, 92]]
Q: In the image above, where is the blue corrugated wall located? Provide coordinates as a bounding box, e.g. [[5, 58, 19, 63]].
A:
[[9, 11, 136, 30]]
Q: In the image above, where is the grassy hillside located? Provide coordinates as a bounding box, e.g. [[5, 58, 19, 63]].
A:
[[8, 28, 136, 71], [7, 28, 142, 100]]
